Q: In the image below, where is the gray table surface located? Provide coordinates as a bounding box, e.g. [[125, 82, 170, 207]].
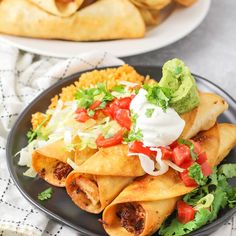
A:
[[124, 0, 236, 100]]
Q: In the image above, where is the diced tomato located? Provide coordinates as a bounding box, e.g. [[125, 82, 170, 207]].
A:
[[92, 110, 101, 120], [196, 152, 207, 165], [169, 141, 178, 150], [96, 129, 124, 148], [89, 100, 102, 110], [177, 200, 195, 224], [190, 140, 202, 155], [75, 108, 89, 122], [129, 141, 156, 157], [109, 103, 120, 119], [160, 147, 173, 160], [116, 97, 132, 109], [179, 160, 194, 169], [179, 170, 198, 187], [201, 161, 213, 177], [102, 104, 112, 117], [172, 144, 192, 166], [114, 109, 131, 130]]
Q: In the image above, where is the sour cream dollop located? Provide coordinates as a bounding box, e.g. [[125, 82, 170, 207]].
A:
[[130, 88, 185, 147]]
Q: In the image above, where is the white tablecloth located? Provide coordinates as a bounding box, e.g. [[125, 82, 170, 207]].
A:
[[0, 44, 235, 236]]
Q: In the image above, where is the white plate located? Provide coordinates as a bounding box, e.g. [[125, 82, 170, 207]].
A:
[[0, 0, 210, 58]]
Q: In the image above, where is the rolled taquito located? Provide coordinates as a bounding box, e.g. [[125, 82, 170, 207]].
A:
[[103, 123, 236, 236], [65, 92, 227, 213], [130, 0, 172, 10], [175, 0, 197, 7], [32, 139, 96, 187], [65, 144, 144, 213], [29, 0, 84, 17], [180, 92, 228, 139], [0, 0, 145, 41]]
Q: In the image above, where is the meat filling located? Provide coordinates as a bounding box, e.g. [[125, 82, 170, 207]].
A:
[[68, 176, 101, 211], [116, 203, 145, 236], [53, 162, 72, 180]]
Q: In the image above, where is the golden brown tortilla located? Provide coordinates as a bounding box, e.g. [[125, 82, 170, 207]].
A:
[[29, 0, 84, 17], [103, 123, 236, 236], [32, 139, 96, 187], [180, 92, 228, 139], [0, 0, 145, 41], [64, 92, 227, 213]]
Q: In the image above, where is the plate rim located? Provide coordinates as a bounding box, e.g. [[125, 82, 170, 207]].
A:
[[6, 65, 236, 236], [0, 0, 211, 58]]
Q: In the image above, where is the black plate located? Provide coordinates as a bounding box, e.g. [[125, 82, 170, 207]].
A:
[[6, 66, 236, 236]]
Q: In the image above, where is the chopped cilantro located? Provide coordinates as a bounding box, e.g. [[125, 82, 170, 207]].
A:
[[189, 163, 207, 186], [178, 138, 198, 160], [27, 116, 49, 143], [130, 111, 138, 124], [112, 85, 125, 93], [159, 208, 211, 236], [74, 83, 114, 110], [159, 164, 236, 236], [145, 108, 154, 118], [143, 84, 171, 111], [97, 101, 107, 110], [124, 128, 143, 143], [124, 111, 143, 142], [218, 164, 236, 178], [38, 188, 53, 201], [87, 109, 95, 117]]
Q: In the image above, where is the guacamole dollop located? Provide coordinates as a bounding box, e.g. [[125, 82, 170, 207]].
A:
[[159, 58, 200, 114]]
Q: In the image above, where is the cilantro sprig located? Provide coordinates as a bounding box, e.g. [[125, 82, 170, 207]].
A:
[[143, 84, 171, 111], [74, 83, 114, 110], [145, 108, 154, 118], [112, 85, 125, 94], [27, 116, 49, 143], [123, 112, 143, 142], [38, 187, 53, 201], [159, 164, 236, 236], [188, 163, 207, 186]]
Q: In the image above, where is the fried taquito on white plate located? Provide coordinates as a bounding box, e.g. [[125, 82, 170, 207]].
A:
[[0, 0, 145, 41], [103, 123, 236, 236], [29, 0, 84, 17]]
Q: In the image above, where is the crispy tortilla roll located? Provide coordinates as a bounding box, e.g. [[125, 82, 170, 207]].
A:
[[0, 0, 145, 41], [65, 144, 145, 213], [32, 140, 96, 187], [175, 0, 197, 7], [103, 123, 236, 236], [29, 0, 84, 17], [130, 0, 172, 10], [180, 93, 228, 139], [65, 97, 227, 213], [137, 1, 175, 26], [66, 173, 133, 213]]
